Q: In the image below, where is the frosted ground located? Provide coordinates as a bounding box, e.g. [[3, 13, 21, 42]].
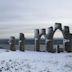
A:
[[0, 50, 72, 72]]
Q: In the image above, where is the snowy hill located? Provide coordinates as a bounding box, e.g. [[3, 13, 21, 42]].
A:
[[0, 50, 72, 72]]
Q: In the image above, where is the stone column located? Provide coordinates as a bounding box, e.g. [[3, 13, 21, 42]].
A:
[[63, 26, 71, 52], [19, 33, 25, 51], [46, 27, 54, 52], [55, 23, 62, 30], [40, 29, 46, 36], [9, 36, 16, 51], [45, 39, 53, 52], [57, 45, 60, 53], [70, 38, 72, 52], [34, 29, 40, 51]]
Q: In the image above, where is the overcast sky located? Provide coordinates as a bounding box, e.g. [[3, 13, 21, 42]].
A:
[[0, 0, 72, 38]]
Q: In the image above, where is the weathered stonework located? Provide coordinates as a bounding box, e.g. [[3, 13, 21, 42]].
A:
[[19, 33, 25, 51], [34, 23, 72, 52], [9, 36, 16, 51]]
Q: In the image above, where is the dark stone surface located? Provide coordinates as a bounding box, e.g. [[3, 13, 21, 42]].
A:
[[9, 36, 16, 51], [55, 23, 62, 30], [35, 38, 40, 51], [19, 33, 25, 51], [34, 23, 72, 52]]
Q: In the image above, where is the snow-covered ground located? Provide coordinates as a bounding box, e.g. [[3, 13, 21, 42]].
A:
[[0, 50, 72, 72]]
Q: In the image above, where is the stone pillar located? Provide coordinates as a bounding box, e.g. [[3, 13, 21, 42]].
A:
[[46, 27, 54, 52], [40, 29, 46, 36], [19, 33, 25, 51], [63, 39, 70, 52], [63, 26, 71, 52], [47, 27, 53, 39], [55, 23, 62, 30], [63, 26, 70, 38], [45, 39, 53, 52], [57, 45, 60, 53], [47, 27, 53, 35], [66, 34, 72, 52], [34, 29, 40, 51], [70, 38, 72, 52], [9, 36, 16, 51]]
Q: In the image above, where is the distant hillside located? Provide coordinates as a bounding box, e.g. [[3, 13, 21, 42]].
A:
[[0, 38, 63, 45]]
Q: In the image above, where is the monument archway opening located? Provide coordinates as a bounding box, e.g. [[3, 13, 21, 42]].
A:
[[53, 29, 64, 53], [40, 35, 46, 52]]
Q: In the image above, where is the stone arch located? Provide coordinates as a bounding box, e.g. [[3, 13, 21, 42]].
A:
[[53, 29, 64, 39], [46, 23, 72, 52], [53, 23, 63, 36], [53, 23, 65, 52], [34, 29, 46, 51], [34, 23, 72, 52], [46, 23, 65, 52]]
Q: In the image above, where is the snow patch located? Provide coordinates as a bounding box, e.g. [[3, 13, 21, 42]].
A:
[[0, 50, 72, 72]]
